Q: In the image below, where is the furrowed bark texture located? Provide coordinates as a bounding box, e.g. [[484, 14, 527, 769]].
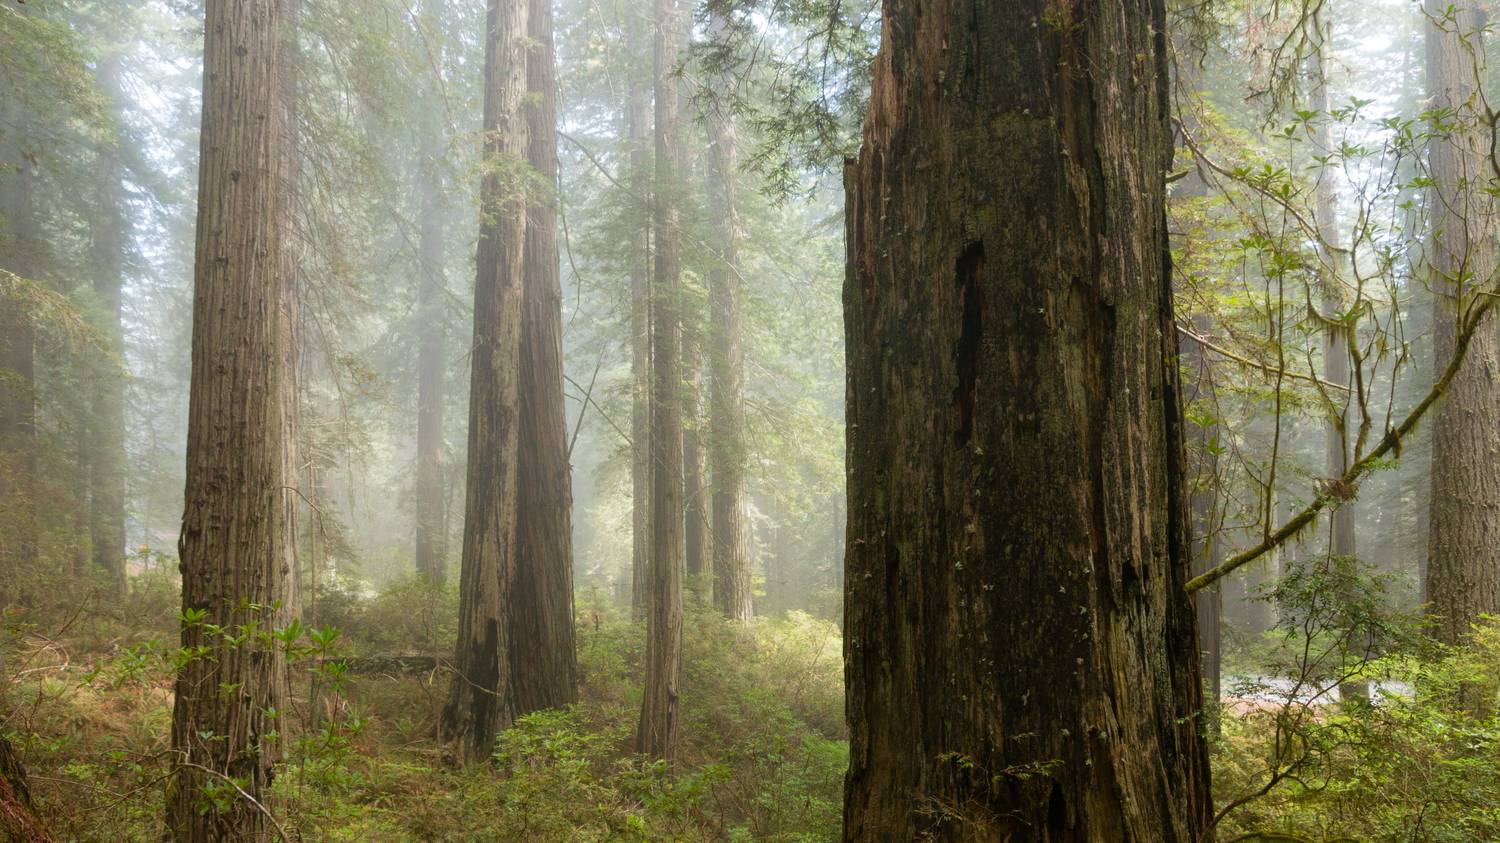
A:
[[441, 0, 528, 764], [628, 69, 652, 619], [0, 735, 50, 843], [842, 1, 1212, 839], [681, 78, 706, 602], [706, 11, 752, 621], [684, 319, 710, 598], [415, 0, 449, 586], [1424, 0, 1500, 646], [510, 0, 579, 715], [637, 0, 685, 761], [279, 0, 304, 618], [168, 0, 291, 837], [88, 51, 129, 598]]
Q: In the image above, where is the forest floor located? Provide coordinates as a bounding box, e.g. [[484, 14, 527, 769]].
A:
[[2, 574, 845, 841], [5, 572, 1500, 840]]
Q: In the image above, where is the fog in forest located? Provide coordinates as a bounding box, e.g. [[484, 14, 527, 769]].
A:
[[5, 0, 1500, 840]]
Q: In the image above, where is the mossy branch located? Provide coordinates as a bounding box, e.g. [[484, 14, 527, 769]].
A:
[[1186, 291, 1499, 594]]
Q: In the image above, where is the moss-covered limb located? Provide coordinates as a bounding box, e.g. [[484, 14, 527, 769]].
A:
[[1187, 291, 1500, 594]]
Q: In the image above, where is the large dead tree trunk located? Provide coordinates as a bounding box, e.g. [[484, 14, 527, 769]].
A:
[[842, 1, 1212, 838], [637, 0, 685, 762], [1424, 0, 1500, 646], [440, 0, 529, 765], [167, 0, 292, 837], [509, 0, 579, 715]]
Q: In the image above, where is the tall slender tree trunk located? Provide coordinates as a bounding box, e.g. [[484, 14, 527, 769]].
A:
[[628, 71, 652, 619], [440, 0, 529, 764], [681, 91, 709, 599], [88, 52, 129, 598], [1308, 21, 1367, 702], [1309, 24, 1357, 572], [1172, 53, 1222, 704], [414, 0, 449, 587], [1185, 319, 1222, 710], [1425, 0, 1500, 646], [683, 316, 710, 599], [1250, 488, 1288, 631], [167, 0, 292, 836], [279, 0, 304, 619], [842, 1, 1212, 838], [0, 30, 39, 583], [72, 437, 90, 580], [678, 47, 708, 603], [509, 0, 578, 714], [705, 18, 752, 620], [637, 0, 685, 761]]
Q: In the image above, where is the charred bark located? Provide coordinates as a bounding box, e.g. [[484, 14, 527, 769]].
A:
[[842, 1, 1212, 838]]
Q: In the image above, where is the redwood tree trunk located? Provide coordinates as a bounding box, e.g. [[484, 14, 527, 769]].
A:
[[1425, 0, 1500, 646], [1308, 25, 1368, 702], [509, 0, 579, 715], [683, 318, 710, 599], [414, 0, 449, 587], [89, 51, 129, 598], [0, 736, 50, 843], [628, 70, 652, 619], [637, 0, 685, 761], [279, 0, 304, 618], [440, 0, 529, 764], [705, 34, 752, 620], [1185, 323, 1222, 711], [167, 0, 292, 837], [842, 1, 1212, 838], [1172, 52, 1221, 706], [1311, 38, 1355, 568]]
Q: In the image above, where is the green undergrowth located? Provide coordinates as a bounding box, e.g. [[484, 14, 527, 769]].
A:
[[11, 569, 1500, 840], [1, 574, 846, 841], [1212, 619, 1500, 842]]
